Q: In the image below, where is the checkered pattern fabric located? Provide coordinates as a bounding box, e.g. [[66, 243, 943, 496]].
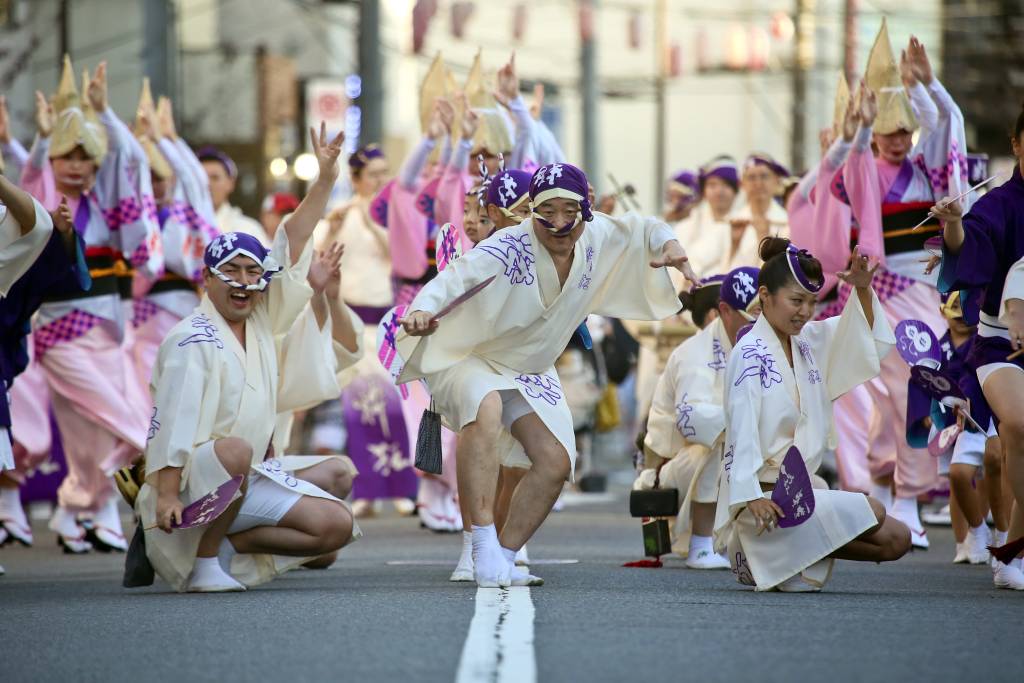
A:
[[103, 196, 146, 231], [132, 299, 161, 328], [33, 310, 103, 357], [815, 267, 916, 320]]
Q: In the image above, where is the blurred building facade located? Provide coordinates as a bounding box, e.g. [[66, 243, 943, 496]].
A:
[[0, 0, 960, 214]]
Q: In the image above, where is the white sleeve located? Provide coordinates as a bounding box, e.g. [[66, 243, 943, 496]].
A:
[[0, 197, 54, 297]]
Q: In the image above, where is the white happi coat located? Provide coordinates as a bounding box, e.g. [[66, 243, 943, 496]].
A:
[[396, 211, 682, 471], [0, 198, 53, 297], [644, 317, 732, 556], [137, 228, 340, 591], [715, 290, 894, 590]]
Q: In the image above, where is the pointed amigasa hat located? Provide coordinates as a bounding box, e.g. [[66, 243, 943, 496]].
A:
[[463, 51, 512, 155], [833, 71, 850, 134], [49, 55, 107, 163], [134, 78, 172, 179], [420, 52, 448, 134], [865, 19, 918, 135]]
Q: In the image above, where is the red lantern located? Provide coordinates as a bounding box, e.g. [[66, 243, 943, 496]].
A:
[[748, 25, 770, 70], [412, 0, 438, 54], [451, 1, 475, 39], [628, 11, 642, 50], [668, 41, 682, 77], [579, 0, 595, 43]]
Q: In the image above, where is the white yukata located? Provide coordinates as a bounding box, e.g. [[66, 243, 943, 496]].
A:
[[396, 211, 682, 473], [137, 228, 348, 592], [0, 198, 53, 298], [714, 290, 894, 591], [643, 317, 732, 556]]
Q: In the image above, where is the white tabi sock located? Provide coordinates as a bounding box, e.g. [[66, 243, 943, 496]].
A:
[[471, 524, 509, 587], [892, 496, 923, 530], [689, 534, 714, 557], [869, 482, 893, 511], [993, 529, 1008, 548], [218, 537, 237, 574], [189, 556, 245, 592]]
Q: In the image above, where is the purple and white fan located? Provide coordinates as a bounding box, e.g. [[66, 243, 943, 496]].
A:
[[770, 446, 815, 528], [895, 320, 942, 368], [175, 475, 244, 529], [435, 223, 462, 272], [909, 365, 985, 432], [377, 304, 411, 400]]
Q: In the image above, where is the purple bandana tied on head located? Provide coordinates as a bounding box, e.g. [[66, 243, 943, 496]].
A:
[[743, 153, 790, 179], [698, 156, 739, 192], [669, 170, 699, 200], [720, 266, 761, 321], [529, 162, 593, 235], [203, 232, 282, 291], [486, 168, 533, 221], [785, 244, 822, 294], [197, 146, 238, 180]]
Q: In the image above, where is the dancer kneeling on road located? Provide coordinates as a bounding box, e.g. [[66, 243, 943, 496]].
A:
[[397, 162, 697, 588], [131, 124, 357, 593], [715, 238, 911, 592]]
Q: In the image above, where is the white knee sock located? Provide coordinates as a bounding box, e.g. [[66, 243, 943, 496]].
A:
[[993, 529, 1008, 547], [689, 534, 714, 557], [869, 482, 893, 511], [892, 496, 922, 529], [0, 487, 26, 525]]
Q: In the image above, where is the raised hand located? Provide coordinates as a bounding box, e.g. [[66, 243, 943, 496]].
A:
[[35, 90, 54, 138], [0, 95, 10, 144], [899, 48, 917, 88], [326, 243, 345, 301], [308, 120, 345, 184], [857, 80, 877, 128], [157, 96, 178, 140], [841, 96, 860, 142], [51, 195, 74, 234], [429, 98, 452, 138], [87, 61, 108, 112], [836, 246, 880, 289], [458, 93, 480, 140], [907, 36, 933, 85], [137, 92, 157, 139], [529, 83, 545, 120], [493, 53, 519, 107], [308, 241, 344, 294]]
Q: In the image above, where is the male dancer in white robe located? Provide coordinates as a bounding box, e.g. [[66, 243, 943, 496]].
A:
[[135, 124, 355, 592], [398, 162, 697, 587]]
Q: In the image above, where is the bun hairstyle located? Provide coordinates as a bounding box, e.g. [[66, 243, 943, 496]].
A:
[[679, 282, 722, 328], [758, 236, 824, 294], [1014, 100, 1024, 141]]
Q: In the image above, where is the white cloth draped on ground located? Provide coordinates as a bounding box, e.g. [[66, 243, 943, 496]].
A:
[[714, 290, 894, 590], [395, 212, 682, 473], [644, 317, 732, 557]]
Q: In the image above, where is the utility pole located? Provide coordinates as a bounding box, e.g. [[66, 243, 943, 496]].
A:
[[143, 0, 176, 99], [358, 0, 383, 146], [653, 0, 667, 210], [580, 0, 600, 193]]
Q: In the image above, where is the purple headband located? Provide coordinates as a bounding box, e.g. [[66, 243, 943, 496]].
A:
[[349, 144, 385, 171], [720, 266, 761, 320], [785, 244, 822, 294], [203, 232, 281, 291], [744, 153, 790, 179], [669, 170, 699, 197], [487, 168, 532, 212], [698, 156, 739, 192], [529, 162, 593, 235], [197, 146, 238, 180]]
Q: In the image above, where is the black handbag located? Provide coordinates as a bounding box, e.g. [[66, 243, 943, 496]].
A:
[[414, 400, 443, 475], [122, 524, 155, 588], [628, 465, 679, 518]]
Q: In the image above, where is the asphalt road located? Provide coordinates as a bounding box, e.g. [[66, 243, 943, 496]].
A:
[[1, 493, 1019, 683]]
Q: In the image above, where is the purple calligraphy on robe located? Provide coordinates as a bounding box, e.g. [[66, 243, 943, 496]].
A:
[[734, 339, 783, 389], [479, 233, 536, 286], [514, 373, 563, 405]]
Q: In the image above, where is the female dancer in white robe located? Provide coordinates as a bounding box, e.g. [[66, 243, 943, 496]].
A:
[[715, 237, 910, 592]]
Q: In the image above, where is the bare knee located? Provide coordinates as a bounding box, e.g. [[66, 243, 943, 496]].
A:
[[213, 437, 253, 476], [315, 504, 354, 553], [532, 444, 571, 483], [984, 440, 1003, 478], [322, 459, 354, 499], [882, 518, 912, 560], [467, 392, 503, 436], [999, 418, 1024, 453]]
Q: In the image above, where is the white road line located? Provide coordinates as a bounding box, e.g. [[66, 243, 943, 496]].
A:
[[455, 587, 536, 683]]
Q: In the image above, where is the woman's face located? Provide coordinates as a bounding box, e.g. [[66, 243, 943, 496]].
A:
[[741, 163, 780, 203], [760, 283, 816, 337], [702, 176, 736, 216], [151, 169, 175, 204], [353, 157, 389, 198], [874, 130, 913, 165], [1012, 131, 1024, 161], [52, 146, 96, 194]]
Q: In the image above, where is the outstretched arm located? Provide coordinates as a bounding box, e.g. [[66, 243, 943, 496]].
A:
[[285, 122, 344, 265]]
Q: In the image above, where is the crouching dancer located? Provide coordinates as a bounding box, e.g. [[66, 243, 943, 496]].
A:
[[129, 125, 356, 592], [397, 162, 697, 587]]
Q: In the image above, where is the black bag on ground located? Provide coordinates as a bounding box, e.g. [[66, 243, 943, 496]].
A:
[[414, 402, 443, 475], [122, 524, 155, 588], [629, 488, 679, 518]]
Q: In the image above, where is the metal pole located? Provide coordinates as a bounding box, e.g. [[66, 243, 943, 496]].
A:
[[580, 0, 600, 193], [653, 0, 667, 210], [358, 0, 383, 146], [143, 0, 175, 98], [791, 0, 809, 172]]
